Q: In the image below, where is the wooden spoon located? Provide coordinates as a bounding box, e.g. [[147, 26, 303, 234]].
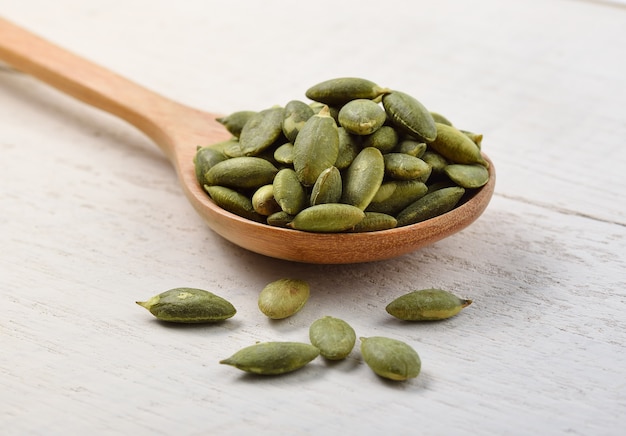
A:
[[0, 18, 495, 264]]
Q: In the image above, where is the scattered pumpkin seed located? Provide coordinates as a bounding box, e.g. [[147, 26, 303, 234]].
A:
[[360, 336, 421, 381], [252, 184, 281, 216], [266, 210, 295, 228], [194, 146, 227, 187], [220, 341, 320, 375], [386, 288, 472, 321], [136, 288, 236, 323], [366, 180, 429, 216], [258, 278, 310, 320], [383, 153, 432, 182], [350, 212, 397, 232], [273, 142, 295, 165], [309, 316, 357, 360]]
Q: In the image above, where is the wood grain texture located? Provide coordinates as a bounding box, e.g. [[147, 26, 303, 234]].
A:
[[1, 0, 625, 435]]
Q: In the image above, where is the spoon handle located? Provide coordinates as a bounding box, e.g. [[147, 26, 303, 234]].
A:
[[0, 17, 221, 161]]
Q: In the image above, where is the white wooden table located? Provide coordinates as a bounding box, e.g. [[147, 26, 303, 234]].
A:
[[2, 0, 625, 434]]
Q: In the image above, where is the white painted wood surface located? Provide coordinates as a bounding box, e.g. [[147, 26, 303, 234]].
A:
[[1, 0, 625, 434]]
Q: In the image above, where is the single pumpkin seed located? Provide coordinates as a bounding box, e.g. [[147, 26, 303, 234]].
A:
[[444, 164, 490, 188], [396, 186, 466, 226], [421, 150, 449, 175], [194, 146, 227, 187], [216, 110, 257, 138], [266, 210, 295, 228], [252, 184, 281, 216], [293, 106, 340, 186], [305, 77, 390, 106], [429, 123, 488, 166], [222, 139, 246, 158], [282, 100, 315, 143], [220, 342, 320, 375], [394, 138, 427, 158], [366, 180, 429, 216], [239, 106, 284, 156], [273, 142, 295, 165], [360, 336, 421, 381], [382, 90, 437, 142], [204, 185, 265, 222], [273, 168, 308, 215], [136, 288, 236, 323], [362, 125, 399, 152], [310, 166, 342, 205], [341, 147, 385, 210], [338, 99, 387, 135], [383, 153, 432, 182], [309, 316, 357, 360], [258, 278, 310, 319], [334, 127, 361, 170], [288, 203, 365, 233], [350, 212, 397, 232], [386, 288, 472, 321], [205, 156, 278, 190]]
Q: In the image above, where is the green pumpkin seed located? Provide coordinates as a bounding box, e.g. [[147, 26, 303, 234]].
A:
[[386, 288, 472, 321], [429, 123, 488, 166], [136, 288, 236, 323], [258, 278, 310, 319], [239, 106, 284, 156], [366, 180, 429, 216], [341, 147, 385, 210], [444, 164, 490, 188], [216, 110, 257, 138], [288, 204, 365, 233], [383, 153, 432, 182], [293, 106, 340, 186], [273, 142, 295, 165], [205, 157, 278, 190], [350, 212, 397, 232], [421, 150, 449, 175], [334, 127, 361, 170], [362, 125, 399, 153], [266, 210, 295, 228], [338, 99, 387, 135], [310, 166, 342, 205], [360, 336, 421, 381], [273, 168, 308, 215], [309, 316, 357, 360], [222, 139, 246, 158], [396, 186, 466, 226], [194, 146, 227, 187], [252, 184, 281, 216], [220, 342, 320, 375], [282, 100, 315, 143], [394, 138, 427, 158], [382, 91, 437, 142], [305, 77, 390, 106], [204, 185, 265, 222]]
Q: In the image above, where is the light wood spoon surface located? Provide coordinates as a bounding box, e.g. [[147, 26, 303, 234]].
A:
[[0, 17, 495, 264]]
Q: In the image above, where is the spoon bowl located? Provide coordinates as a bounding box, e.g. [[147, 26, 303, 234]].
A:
[[0, 17, 494, 264]]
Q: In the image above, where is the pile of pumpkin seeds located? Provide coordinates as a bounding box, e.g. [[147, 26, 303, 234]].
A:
[[137, 282, 472, 381], [194, 77, 490, 233]]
